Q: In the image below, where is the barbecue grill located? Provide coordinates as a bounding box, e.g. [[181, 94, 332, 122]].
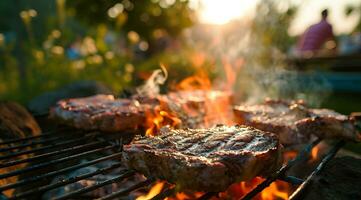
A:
[[0, 116, 348, 200]]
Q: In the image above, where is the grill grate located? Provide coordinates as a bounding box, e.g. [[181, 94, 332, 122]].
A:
[[0, 128, 155, 200], [0, 127, 346, 200]]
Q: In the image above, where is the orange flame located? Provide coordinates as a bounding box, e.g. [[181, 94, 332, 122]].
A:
[[145, 103, 182, 136], [136, 181, 165, 200], [139, 178, 290, 200], [310, 146, 319, 161], [176, 73, 212, 91]]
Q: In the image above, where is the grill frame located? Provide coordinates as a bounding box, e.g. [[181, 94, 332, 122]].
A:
[[0, 125, 347, 200]]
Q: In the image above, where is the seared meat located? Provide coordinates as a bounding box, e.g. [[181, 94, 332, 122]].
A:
[[233, 100, 360, 144], [296, 109, 360, 141], [159, 90, 234, 128], [122, 125, 282, 192], [50, 90, 232, 132], [233, 100, 310, 145], [50, 95, 147, 132]]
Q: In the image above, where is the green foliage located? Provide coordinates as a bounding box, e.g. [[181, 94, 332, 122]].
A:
[[68, 0, 195, 41], [0, 0, 196, 104], [249, 0, 297, 66]]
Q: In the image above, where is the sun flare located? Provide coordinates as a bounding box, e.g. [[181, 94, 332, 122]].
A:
[[198, 0, 256, 25]]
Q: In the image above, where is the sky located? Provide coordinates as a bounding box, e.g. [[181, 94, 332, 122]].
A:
[[193, 0, 360, 35]]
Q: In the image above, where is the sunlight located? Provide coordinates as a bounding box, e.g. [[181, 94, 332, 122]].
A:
[[198, 0, 256, 25]]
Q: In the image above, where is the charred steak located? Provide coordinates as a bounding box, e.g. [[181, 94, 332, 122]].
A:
[[233, 100, 360, 145], [122, 125, 282, 192], [50, 95, 148, 132]]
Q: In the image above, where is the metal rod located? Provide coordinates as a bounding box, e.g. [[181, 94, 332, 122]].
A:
[[0, 141, 106, 168], [0, 134, 78, 153], [289, 140, 345, 200], [0, 132, 100, 161], [10, 163, 125, 199], [0, 145, 115, 180], [54, 171, 136, 200], [278, 176, 304, 185], [0, 129, 63, 146], [97, 178, 155, 200], [240, 137, 322, 200], [0, 152, 124, 191]]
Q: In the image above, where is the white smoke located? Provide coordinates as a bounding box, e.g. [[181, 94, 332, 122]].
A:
[[136, 64, 168, 96]]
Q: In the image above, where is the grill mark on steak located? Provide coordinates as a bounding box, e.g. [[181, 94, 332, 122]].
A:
[[122, 125, 282, 192], [50, 95, 149, 132]]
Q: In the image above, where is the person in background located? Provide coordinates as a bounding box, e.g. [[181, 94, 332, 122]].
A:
[[297, 9, 336, 57]]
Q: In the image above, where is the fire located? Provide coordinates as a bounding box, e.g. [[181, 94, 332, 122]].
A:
[[283, 151, 297, 162], [165, 192, 204, 200], [145, 104, 182, 136], [261, 181, 289, 200], [136, 181, 165, 200], [310, 146, 319, 161], [139, 178, 290, 200], [176, 72, 212, 91], [175, 73, 235, 128]]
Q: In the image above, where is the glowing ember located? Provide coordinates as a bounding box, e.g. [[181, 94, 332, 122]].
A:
[[311, 146, 320, 161], [165, 192, 204, 200], [283, 151, 297, 162]]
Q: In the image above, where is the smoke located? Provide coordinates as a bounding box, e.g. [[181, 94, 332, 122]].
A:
[[243, 68, 332, 107], [136, 64, 168, 96], [183, 1, 332, 107]]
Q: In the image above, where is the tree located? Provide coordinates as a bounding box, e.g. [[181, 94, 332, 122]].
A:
[[67, 0, 195, 42]]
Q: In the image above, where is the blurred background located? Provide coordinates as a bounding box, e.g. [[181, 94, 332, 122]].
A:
[[0, 0, 361, 114]]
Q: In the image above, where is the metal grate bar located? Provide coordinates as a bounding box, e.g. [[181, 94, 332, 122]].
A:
[[278, 176, 304, 185], [54, 171, 136, 200], [0, 132, 100, 161], [0, 145, 116, 180], [98, 178, 155, 200], [0, 152, 124, 191], [0, 134, 80, 153], [0, 129, 64, 146], [289, 140, 345, 200], [0, 141, 106, 169], [10, 163, 124, 200], [240, 137, 322, 200]]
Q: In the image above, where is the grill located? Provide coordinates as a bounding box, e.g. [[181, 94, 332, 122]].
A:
[[0, 123, 347, 200]]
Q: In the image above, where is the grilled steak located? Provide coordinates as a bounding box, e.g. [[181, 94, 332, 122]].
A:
[[159, 90, 234, 128], [233, 100, 360, 145], [50, 95, 148, 132], [296, 109, 360, 141], [50, 90, 232, 132], [122, 125, 282, 192]]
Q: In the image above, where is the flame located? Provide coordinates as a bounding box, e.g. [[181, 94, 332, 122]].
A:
[[136, 181, 165, 200], [310, 146, 319, 161], [176, 73, 212, 91], [174, 72, 235, 128], [261, 181, 289, 200], [140, 178, 290, 200], [283, 151, 297, 162], [218, 178, 290, 200], [145, 103, 182, 136]]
